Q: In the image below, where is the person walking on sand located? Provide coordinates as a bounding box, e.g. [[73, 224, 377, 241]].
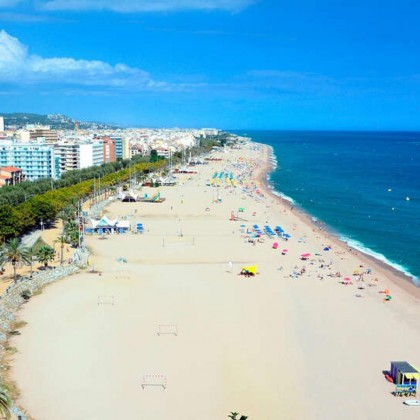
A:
[[228, 261, 233, 273]]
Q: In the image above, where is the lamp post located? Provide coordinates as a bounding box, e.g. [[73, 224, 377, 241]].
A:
[[40, 219, 44, 231]]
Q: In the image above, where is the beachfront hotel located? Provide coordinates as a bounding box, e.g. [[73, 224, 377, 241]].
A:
[[0, 138, 59, 180]]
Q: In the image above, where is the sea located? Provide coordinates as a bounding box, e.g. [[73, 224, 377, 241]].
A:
[[232, 131, 420, 285]]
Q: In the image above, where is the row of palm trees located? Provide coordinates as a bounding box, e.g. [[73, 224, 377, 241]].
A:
[[0, 238, 58, 283], [0, 204, 81, 283]]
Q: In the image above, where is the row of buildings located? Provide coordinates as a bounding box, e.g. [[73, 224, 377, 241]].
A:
[[0, 118, 220, 183], [0, 136, 127, 181]]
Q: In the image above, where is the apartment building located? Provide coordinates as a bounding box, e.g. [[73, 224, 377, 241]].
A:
[[55, 141, 104, 173], [29, 126, 59, 144], [102, 137, 116, 163], [110, 136, 123, 159], [0, 140, 58, 180]]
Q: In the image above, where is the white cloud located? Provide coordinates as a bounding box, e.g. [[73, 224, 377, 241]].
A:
[[39, 0, 256, 13], [0, 30, 177, 91]]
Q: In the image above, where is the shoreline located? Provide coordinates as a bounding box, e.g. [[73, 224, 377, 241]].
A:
[[7, 140, 420, 419], [256, 142, 420, 301]]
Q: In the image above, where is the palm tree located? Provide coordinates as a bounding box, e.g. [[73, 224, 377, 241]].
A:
[[58, 204, 77, 225], [0, 238, 31, 283], [54, 234, 67, 265], [36, 245, 56, 268], [64, 220, 80, 248], [0, 387, 11, 419], [28, 246, 35, 278]]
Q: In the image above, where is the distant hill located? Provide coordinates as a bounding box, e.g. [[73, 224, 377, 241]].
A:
[[1, 112, 119, 130]]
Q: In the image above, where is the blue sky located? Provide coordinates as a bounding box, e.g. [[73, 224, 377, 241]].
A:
[[0, 0, 419, 129]]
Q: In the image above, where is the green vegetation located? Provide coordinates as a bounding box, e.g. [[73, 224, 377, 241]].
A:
[[36, 245, 55, 268], [0, 387, 11, 419], [0, 134, 237, 242], [0, 238, 31, 283], [20, 289, 32, 300], [2, 112, 117, 130], [0, 158, 157, 208], [55, 234, 67, 266], [0, 159, 166, 242], [195, 132, 233, 151], [149, 149, 165, 163]]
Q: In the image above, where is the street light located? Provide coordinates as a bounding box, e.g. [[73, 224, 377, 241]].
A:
[[40, 219, 44, 231]]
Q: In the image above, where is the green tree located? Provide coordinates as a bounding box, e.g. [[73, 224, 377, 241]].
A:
[[58, 204, 77, 225], [0, 238, 31, 283], [54, 234, 67, 265], [36, 245, 56, 268], [28, 196, 59, 228], [64, 220, 80, 247], [150, 149, 158, 163], [0, 205, 21, 241], [28, 246, 35, 278], [0, 387, 11, 419]]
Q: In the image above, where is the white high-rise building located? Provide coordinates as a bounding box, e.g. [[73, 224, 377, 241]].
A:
[[0, 116, 4, 132], [55, 141, 104, 174]]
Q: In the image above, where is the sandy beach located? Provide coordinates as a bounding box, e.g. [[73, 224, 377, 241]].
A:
[[8, 142, 420, 419]]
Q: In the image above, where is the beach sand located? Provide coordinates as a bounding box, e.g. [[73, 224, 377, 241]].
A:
[[9, 143, 420, 419], [0, 222, 75, 296]]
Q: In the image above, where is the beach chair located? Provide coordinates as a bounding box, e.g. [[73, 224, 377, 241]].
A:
[[275, 226, 284, 233], [136, 223, 144, 234]]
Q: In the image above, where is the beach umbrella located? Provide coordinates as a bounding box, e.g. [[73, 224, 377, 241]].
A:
[[301, 253, 311, 257], [283, 233, 291, 238], [323, 247, 330, 251], [282, 249, 288, 253]]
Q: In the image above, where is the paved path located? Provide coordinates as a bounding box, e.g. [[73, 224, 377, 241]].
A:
[[21, 230, 42, 248]]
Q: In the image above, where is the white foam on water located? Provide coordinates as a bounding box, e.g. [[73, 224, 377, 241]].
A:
[[340, 235, 419, 286], [249, 138, 419, 287], [268, 146, 278, 170]]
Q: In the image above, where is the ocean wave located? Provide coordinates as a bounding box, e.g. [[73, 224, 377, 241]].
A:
[[340, 236, 419, 286], [268, 146, 278, 170], [270, 188, 297, 205]]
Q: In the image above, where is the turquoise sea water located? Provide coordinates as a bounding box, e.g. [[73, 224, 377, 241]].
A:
[[233, 131, 420, 284]]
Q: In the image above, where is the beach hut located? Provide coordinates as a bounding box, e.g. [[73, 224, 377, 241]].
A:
[[90, 215, 115, 234], [121, 191, 138, 202], [115, 220, 130, 233], [390, 361, 419, 395], [89, 216, 130, 234]]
